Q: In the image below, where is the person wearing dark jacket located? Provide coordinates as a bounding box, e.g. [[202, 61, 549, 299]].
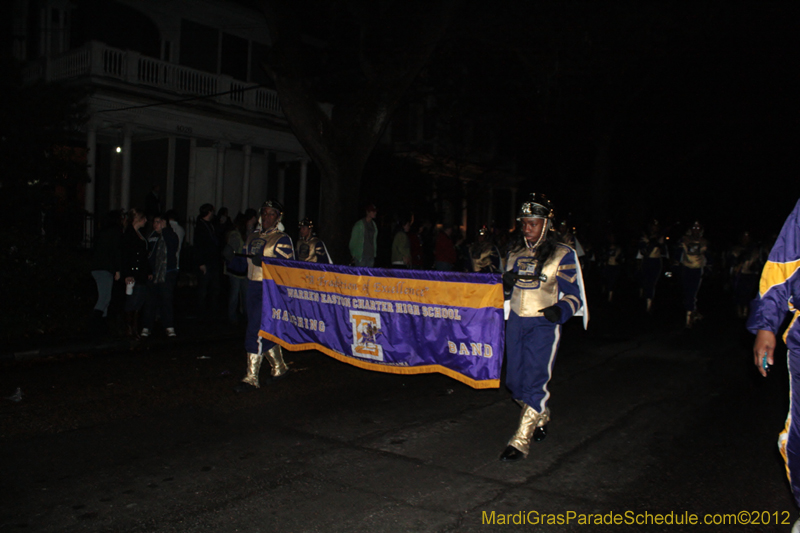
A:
[[121, 208, 152, 338], [142, 214, 179, 337], [434, 224, 457, 271], [90, 210, 123, 334], [194, 203, 220, 317], [145, 185, 162, 218]]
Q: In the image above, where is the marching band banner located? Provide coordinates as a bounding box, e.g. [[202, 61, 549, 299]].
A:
[[258, 259, 505, 389]]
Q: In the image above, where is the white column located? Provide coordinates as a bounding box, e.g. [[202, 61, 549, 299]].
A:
[[241, 145, 252, 213], [84, 123, 98, 248], [166, 136, 176, 210], [109, 145, 119, 210], [215, 142, 228, 207], [277, 164, 286, 205], [120, 126, 132, 209], [298, 159, 308, 221], [85, 124, 97, 214], [187, 138, 197, 217]]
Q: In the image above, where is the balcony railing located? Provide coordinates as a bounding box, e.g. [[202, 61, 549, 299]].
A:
[[22, 41, 282, 116]]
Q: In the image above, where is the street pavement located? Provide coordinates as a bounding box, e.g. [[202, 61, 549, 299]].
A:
[[0, 284, 797, 532]]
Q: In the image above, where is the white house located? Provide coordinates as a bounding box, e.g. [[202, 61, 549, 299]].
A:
[[12, 0, 315, 243]]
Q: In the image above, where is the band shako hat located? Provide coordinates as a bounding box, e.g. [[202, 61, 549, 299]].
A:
[[261, 199, 284, 215], [478, 225, 490, 236], [517, 193, 555, 221], [298, 217, 314, 228]]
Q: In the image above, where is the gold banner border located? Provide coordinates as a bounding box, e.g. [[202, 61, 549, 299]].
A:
[[259, 330, 500, 390], [263, 262, 504, 310]]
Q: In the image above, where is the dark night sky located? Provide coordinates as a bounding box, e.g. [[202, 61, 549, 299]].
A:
[[465, 1, 800, 245], [10, 0, 797, 246], [381, 0, 798, 246]]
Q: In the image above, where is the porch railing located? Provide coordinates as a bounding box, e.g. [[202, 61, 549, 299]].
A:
[[22, 41, 282, 116]]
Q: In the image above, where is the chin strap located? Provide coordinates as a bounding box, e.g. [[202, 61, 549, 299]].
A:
[[525, 218, 550, 251]]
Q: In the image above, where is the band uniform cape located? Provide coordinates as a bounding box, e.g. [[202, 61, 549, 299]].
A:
[[747, 198, 800, 506]]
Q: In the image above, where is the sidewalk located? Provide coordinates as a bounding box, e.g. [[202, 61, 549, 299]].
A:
[[0, 286, 243, 362]]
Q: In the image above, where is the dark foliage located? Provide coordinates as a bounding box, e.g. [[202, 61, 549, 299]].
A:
[[0, 58, 89, 236], [0, 229, 93, 341], [0, 57, 92, 340]]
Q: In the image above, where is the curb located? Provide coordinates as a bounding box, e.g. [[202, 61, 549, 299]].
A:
[[1, 333, 241, 363]]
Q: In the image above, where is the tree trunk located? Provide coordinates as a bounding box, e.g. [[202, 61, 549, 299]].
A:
[[318, 159, 363, 265], [258, 0, 457, 263]]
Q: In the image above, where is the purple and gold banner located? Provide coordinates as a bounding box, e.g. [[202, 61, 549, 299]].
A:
[[258, 259, 504, 389]]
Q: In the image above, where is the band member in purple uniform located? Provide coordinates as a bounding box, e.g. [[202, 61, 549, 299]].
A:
[[296, 218, 332, 264], [748, 199, 800, 532], [234, 200, 295, 392], [500, 193, 588, 462]]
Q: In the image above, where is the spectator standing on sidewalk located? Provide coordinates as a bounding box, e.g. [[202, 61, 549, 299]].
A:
[[145, 184, 162, 218], [223, 213, 249, 324], [391, 215, 413, 269], [349, 203, 378, 267], [121, 208, 151, 338], [217, 207, 233, 236], [142, 214, 179, 337], [434, 224, 457, 271], [90, 209, 123, 335], [194, 204, 220, 318], [165, 209, 185, 273]]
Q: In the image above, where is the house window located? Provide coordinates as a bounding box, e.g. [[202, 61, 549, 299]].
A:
[[70, 0, 160, 58], [221, 33, 248, 81], [250, 42, 273, 87], [179, 19, 217, 74]]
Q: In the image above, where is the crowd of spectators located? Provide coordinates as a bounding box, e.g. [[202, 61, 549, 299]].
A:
[[89, 196, 770, 339]]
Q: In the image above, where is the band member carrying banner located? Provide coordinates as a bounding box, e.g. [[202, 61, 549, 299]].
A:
[[500, 193, 588, 462], [234, 199, 295, 392]]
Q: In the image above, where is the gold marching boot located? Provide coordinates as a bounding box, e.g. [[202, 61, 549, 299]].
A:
[[235, 352, 264, 392], [645, 298, 653, 313], [534, 407, 550, 442], [500, 404, 543, 461], [685, 310, 693, 328], [264, 345, 288, 380]]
